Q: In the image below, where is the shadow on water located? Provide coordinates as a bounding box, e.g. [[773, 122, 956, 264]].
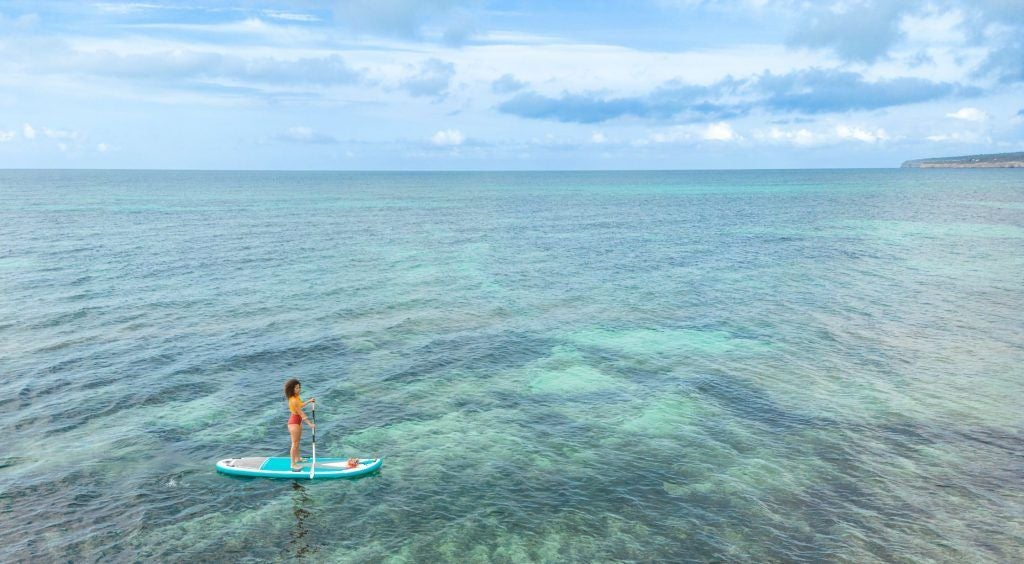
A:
[[287, 481, 314, 559], [283, 468, 384, 559]]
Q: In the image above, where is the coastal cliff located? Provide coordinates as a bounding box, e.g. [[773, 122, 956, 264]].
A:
[[902, 152, 1024, 168]]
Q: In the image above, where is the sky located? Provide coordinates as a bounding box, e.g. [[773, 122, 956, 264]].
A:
[[0, 0, 1022, 170]]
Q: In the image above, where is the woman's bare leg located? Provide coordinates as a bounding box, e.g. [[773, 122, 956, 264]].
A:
[[289, 424, 302, 468]]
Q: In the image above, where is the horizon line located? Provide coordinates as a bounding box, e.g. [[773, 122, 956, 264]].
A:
[[0, 166, 920, 173]]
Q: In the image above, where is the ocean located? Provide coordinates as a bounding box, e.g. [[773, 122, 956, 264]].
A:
[[1, 169, 1022, 561]]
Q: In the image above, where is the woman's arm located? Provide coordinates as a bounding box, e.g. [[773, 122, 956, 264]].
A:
[[302, 397, 316, 406], [297, 407, 314, 428]]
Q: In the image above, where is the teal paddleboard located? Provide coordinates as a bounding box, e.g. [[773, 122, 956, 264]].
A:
[[216, 456, 382, 479]]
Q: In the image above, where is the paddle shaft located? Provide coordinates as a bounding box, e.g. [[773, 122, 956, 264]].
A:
[[310, 402, 316, 479]]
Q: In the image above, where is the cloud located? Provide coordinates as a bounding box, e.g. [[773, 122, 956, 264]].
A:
[[93, 3, 165, 14], [591, 132, 607, 144], [400, 58, 455, 98], [945, 107, 987, 121], [958, 1, 1024, 83], [55, 50, 364, 86], [703, 122, 737, 141], [641, 127, 693, 145], [430, 129, 465, 146], [333, 0, 476, 42], [755, 68, 960, 113], [787, 1, 910, 62], [0, 130, 15, 142], [835, 125, 889, 143], [263, 10, 321, 23], [899, 8, 965, 45], [474, 30, 567, 45], [97, 142, 109, 152], [491, 74, 527, 94], [94, 5, 322, 23], [978, 38, 1024, 84], [121, 17, 315, 40], [636, 122, 740, 145], [43, 127, 80, 140], [498, 92, 652, 124], [497, 78, 739, 124], [752, 123, 893, 146], [498, 68, 961, 124], [0, 36, 362, 93], [777, 0, 1024, 83], [23, 123, 36, 139], [755, 126, 819, 146], [278, 126, 338, 144]]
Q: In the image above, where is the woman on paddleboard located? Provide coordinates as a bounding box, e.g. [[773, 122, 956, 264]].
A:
[[284, 378, 315, 471]]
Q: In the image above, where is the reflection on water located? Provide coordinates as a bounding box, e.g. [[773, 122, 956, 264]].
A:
[[288, 481, 313, 559]]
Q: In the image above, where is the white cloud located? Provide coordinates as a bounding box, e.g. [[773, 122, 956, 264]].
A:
[[23, 123, 36, 139], [835, 125, 889, 143], [757, 126, 819, 146], [17, 21, 823, 108], [334, 0, 476, 42], [591, 132, 607, 144], [475, 30, 569, 45], [97, 142, 109, 152], [119, 17, 324, 45], [401, 58, 455, 98], [93, 3, 164, 14], [641, 123, 762, 145], [0, 130, 15, 142], [643, 128, 691, 144], [43, 128, 80, 140], [263, 11, 321, 22], [900, 9, 965, 45], [431, 129, 465, 146], [703, 122, 737, 141], [945, 107, 987, 122], [637, 123, 740, 145]]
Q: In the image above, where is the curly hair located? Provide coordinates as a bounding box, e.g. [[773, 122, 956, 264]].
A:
[[284, 378, 301, 399]]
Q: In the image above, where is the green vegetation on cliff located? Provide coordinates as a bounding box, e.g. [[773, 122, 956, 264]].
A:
[[902, 152, 1024, 168]]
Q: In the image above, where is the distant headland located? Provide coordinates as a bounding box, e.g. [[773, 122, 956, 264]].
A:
[[901, 151, 1024, 168]]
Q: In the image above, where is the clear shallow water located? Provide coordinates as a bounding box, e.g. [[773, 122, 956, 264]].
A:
[[1, 169, 1022, 562]]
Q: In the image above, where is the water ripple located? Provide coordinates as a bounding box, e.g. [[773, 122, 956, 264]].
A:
[[1, 170, 1022, 562]]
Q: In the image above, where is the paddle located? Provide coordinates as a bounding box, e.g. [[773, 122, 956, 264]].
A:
[[310, 400, 316, 480]]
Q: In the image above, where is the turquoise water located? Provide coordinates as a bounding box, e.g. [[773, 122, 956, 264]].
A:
[[1, 169, 1022, 561]]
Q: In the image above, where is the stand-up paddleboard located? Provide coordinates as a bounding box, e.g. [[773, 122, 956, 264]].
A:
[[217, 399, 381, 479], [216, 456, 382, 479]]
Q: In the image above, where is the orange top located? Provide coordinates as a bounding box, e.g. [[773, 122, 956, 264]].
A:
[[288, 395, 303, 415]]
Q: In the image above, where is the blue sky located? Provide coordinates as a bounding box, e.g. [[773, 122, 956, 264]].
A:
[[1, 0, 1022, 169]]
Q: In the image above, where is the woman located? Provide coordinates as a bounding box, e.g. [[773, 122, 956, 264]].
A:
[[284, 378, 315, 471]]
